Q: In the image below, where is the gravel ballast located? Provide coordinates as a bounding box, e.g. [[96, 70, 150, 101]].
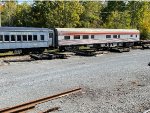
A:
[[0, 49, 150, 113]]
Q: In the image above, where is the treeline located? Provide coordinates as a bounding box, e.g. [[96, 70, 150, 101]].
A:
[[1, 1, 150, 39]]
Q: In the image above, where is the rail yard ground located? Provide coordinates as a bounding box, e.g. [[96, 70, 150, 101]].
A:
[[0, 49, 150, 113]]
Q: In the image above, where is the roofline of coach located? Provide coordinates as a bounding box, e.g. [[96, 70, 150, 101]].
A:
[[0, 27, 52, 32]]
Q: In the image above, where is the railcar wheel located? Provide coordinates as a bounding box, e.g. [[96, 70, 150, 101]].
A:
[[22, 49, 30, 55], [13, 49, 22, 54]]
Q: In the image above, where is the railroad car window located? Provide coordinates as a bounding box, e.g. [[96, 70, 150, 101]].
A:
[[64, 36, 70, 40], [28, 35, 32, 41], [0, 35, 3, 41], [40, 35, 44, 40], [113, 35, 117, 38], [49, 33, 53, 38], [23, 35, 27, 41], [33, 35, 37, 41], [17, 35, 21, 41], [91, 35, 94, 39], [106, 35, 111, 38], [11, 35, 15, 41], [130, 35, 133, 37], [118, 35, 120, 38], [4, 35, 9, 41], [83, 35, 89, 39], [74, 35, 80, 39]]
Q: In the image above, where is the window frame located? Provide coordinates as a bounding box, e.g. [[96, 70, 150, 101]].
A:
[[106, 35, 111, 38], [136, 35, 137, 38], [40, 35, 45, 41], [74, 35, 80, 39], [23, 35, 27, 41], [0, 35, 3, 42], [113, 35, 117, 38], [11, 35, 16, 42], [91, 35, 94, 39], [33, 35, 37, 41], [4, 35, 10, 42], [28, 35, 32, 41], [49, 33, 53, 38], [64, 36, 70, 40], [83, 35, 89, 39], [17, 35, 22, 42]]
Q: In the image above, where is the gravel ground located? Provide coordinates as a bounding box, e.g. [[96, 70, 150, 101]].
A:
[[0, 49, 150, 113]]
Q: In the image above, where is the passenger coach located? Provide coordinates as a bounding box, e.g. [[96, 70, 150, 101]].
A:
[[0, 27, 55, 54], [56, 28, 140, 50]]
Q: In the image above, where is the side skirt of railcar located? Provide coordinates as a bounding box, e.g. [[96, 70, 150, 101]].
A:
[[58, 41, 136, 53], [0, 47, 46, 55]]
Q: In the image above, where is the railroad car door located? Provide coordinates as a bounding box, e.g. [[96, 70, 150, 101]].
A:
[[48, 30, 54, 47], [48, 29, 58, 48]]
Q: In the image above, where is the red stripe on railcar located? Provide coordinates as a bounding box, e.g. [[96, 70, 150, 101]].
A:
[[59, 32, 139, 36]]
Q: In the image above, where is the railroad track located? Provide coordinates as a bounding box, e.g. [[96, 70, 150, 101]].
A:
[[0, 88, 82, 113]]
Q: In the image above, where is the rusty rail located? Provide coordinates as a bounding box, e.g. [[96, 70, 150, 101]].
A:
[[0, 88, 82, 113]]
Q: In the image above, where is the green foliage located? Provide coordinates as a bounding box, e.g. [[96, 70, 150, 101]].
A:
[[1, 1, 150, 39], [101, 1, 126, 23], [13, 2, 32, 26], [30, 1, 83, 28], [1, 1, 17, 26], [140, 27, 150, 40], [128, 1, 150, 39], [79, 1, 102, 27], [103, 11, 131, 29]]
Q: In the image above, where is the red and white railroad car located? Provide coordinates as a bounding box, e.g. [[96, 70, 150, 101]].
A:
[[56, 28, 140, 49]]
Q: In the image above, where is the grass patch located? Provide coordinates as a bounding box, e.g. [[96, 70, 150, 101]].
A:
[[0, 51, 14, 56], [45, 49, 59, 54]]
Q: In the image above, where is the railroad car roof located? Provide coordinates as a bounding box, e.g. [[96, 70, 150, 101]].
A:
[[56, 28, 139, 32], [0, 27, 51, 32], [56, 28, 140, 35]]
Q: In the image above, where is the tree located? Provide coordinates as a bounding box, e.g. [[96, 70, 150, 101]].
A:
[[101, 1, 126, 24], [0, 3, 4, 26], [127, 1, 142, 29], [1, 1, 17, 26], [60, 1, 84, 27], [128, 1, 150, 39], [13, 2, 32, 26], [79, 1, 102, 28], [30, 1, 51, 27], [103, 10, 131, 29], [138, 2, 150, 39], [31, 1, 83, 28]]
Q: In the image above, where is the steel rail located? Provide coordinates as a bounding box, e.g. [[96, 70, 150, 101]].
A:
[[0, 88, 82, 113]]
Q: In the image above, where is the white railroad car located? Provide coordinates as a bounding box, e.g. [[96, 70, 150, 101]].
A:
[[0, 27, 55, 54], [56, 28, 140, 50]]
